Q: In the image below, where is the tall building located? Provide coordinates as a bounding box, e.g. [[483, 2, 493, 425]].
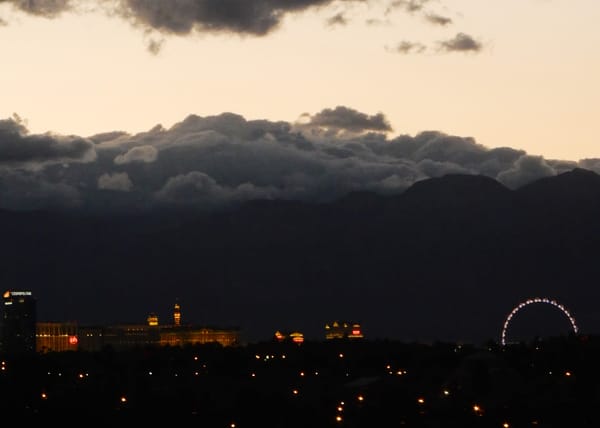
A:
[[173, 301, 181, 326], [2, 290, 37, 354]]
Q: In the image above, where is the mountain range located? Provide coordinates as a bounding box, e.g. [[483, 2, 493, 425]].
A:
[[2, 168, 600, 344]]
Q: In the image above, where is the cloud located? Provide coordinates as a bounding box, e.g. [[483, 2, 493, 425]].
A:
[[0, 108, 584, 212], [114, 145, 158, 164], [155, 171, 275, 208], [0, 169, 81, 210], [115, 0, 362, 37], [496, 155, 556, 189], [578, 158, 600, 174], [326, 12, 347, 27], [146, 37, 164, 55], [437, 32, 482, 53], [424, 13, 452, 26], [387, 0, 431, 14], [300, 106, 393, 134], [98, 172, 133, 192], [0, 115, 96, 167], [387, 40, 427, 54], [1, 0, 72, 17]]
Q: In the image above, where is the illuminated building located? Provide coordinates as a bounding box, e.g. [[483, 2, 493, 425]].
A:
[[159, 325, 240, 347], [36, 322, 78, 353], [273, 330, 304, 344], [2, 290, 37, 354], [9, 297, 240, 353], [325, 321, 364, 340], [77, 325, 104, 352], [147, 313, 159, 326], [173, 301, 181, 326], [159, 299, 239, 347]]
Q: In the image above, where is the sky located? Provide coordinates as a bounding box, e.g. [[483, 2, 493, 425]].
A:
[[0, 0, 599, 212]]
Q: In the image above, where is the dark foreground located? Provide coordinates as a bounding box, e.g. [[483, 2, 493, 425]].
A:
[[0, 336, 597, 427]]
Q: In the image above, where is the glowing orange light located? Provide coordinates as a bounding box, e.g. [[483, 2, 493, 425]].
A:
[[417, 398, 425, 404], [292, 389, 298, 395], [68, 336, 78, 345], [337, 406, 343, 412], [352, 330, 361, 335], [473, 405, 481, 412], [339, 353, 344, 358], [336, 416, 343, 422], [41, 392, 47, 399], [357, 395, 364, 401], [443, 390, 450, 396], [120, 396, 127, 403], [503, 423, 510, 428], [565, 371, 572, 377]]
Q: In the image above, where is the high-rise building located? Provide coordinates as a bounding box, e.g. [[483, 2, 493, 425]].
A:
[[2, 290, 37, 354], [173, 301, 181, 326]]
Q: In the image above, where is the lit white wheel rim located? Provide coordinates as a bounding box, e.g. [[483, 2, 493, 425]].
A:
[[501, 298, 578, 346]]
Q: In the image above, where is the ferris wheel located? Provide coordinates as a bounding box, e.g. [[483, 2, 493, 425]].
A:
[[500, 297, 578, 346]]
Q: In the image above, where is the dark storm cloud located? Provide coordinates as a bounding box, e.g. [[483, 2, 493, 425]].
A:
[[0, 0, 72, 17], [1, 0, 364, 35], [0, 169, 81, 210], [0, 108, 586, 212], [116, 0, 361, 36], [0, 116, 96, 166], [424, 12, 452, 26], [437, 32, 482, 53]]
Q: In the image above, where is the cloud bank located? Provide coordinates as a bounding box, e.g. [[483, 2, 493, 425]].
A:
[[1, 0, 483, 55], [0, 106, 589, 212], [0, 0, 363, 35]]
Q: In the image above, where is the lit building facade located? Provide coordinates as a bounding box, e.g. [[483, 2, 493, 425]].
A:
[[274, 330, 305, 344], [36, 322, 79, 353], [2, 290, 37, 354], [325, 321, 364, 340], [11, 298, 241, 353]]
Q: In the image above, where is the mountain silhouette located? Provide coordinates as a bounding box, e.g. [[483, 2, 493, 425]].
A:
[[1, 169, 600, 344]]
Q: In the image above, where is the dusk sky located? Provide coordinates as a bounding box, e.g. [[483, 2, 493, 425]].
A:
[[0, 0, 599, 212], [3, 1, 600, 343]]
